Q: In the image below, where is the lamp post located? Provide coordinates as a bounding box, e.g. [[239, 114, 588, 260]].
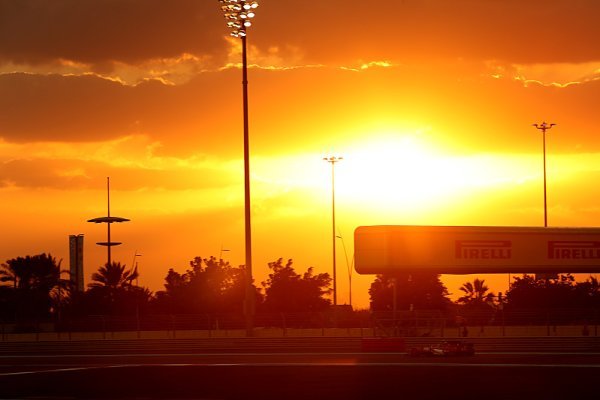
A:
[[132, 251, 142, 286], [88, 177, 130, 267], [336, 234, 353, 308], [219, 245, 230, 261], [533, 122, 556, 227], [324, 156, 342, 306], [218, 0, 259, 336]]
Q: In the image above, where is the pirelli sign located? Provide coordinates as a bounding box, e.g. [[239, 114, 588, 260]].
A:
[[354, 225, 600, 274]]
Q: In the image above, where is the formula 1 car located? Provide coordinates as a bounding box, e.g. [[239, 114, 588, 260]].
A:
[[408, 340, 475, 357]]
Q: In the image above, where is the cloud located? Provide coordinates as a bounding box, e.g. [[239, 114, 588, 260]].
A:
[[0, 0, 224, 67], [257, 0, 600, 65], [0, 157, 239, 191], [0, 70, 245, 150], [486, 61, 600, 88], [0, 72, 143, 142], [0, 54, 216, 87], [2, 57, 600, 157], [0, 135, 241, 191], [2, 0, 599, 76]]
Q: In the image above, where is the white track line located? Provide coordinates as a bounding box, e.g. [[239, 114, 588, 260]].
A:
[[2, 361, 600, 377]]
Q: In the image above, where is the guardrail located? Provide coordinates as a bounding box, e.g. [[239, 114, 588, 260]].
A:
[[2, 309, 598, 340], [0, 336, 599, 355]]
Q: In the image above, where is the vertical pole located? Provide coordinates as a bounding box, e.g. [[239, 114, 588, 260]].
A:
[[349, 273, 352, 308], [107, 177, 112, 266], [331, 161, 337, 306], [242, 34, 254, 337], [534, 122, 555, 280], [542, 127, 548, 227], [534, 122, 554, 227]]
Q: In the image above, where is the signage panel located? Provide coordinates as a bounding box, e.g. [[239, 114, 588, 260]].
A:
[[354, 225, 600, 274]]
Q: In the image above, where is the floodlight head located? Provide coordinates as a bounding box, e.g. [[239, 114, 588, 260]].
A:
[[324, 155, 343, 164], [219, 0, 258, 37], [533, 122, 556, 131]]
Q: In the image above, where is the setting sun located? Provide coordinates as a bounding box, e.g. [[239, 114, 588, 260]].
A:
[[337, 134, 466, 209]]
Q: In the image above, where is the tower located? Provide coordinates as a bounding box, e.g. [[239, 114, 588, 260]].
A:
[[87, 177, 130, 266], [69, 234, 84, 291]]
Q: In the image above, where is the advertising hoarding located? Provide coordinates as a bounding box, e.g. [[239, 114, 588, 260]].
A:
[[354, 225, 600, 274]]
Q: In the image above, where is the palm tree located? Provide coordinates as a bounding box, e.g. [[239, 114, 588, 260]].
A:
[[83, 262, 142, 316], [89, 262, 138, 290], [0, 253, 68, 319], [457, 278, 495, 305]]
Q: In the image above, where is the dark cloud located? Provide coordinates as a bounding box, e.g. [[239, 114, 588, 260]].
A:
[[0, 72, 137, 141], [0, 71, 240, 149], [1, 0, 598, 68], [258, 0, 600, 65], [0, 0, 224, 66], [0, 158, 239, 191]]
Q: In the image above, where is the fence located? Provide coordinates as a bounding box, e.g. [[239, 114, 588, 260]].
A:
[[1, 308, 599, 339]]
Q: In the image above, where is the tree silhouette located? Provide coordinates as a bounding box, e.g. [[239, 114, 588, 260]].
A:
[[0, 254, 68, 320], [153, 256, 259, 314], [89, 262, 138, 290], [574, 276, 600, 308], [369, 272, 450, 311], [261, 258, 331, 313], [455, 278, 497, 327], [505, 273, 583, 311], [457, 278, 495, 305], [67, 261, 150, 316]]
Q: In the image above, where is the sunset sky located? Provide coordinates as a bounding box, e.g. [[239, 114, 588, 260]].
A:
[[2, 0, 600, 309]]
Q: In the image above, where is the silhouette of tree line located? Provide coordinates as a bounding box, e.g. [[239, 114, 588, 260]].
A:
[[0, 254, 332, 323], [1, 253, 599, 325], [370, 273, 600, 329]]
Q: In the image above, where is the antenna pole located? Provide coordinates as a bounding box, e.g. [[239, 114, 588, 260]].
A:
[[107, 177, 111, 266]]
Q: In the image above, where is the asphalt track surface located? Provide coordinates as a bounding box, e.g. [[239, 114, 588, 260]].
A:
[[2, 351, 600, 399]]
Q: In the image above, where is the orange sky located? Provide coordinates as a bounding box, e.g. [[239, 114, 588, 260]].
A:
[[2, 0, 600, 309]]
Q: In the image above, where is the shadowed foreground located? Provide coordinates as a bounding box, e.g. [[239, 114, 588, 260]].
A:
[[1, 337, 599, 399], [1, 362, 598, 400]]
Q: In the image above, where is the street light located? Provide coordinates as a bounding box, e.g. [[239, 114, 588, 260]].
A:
[[336, 234, 353, 308], [219, 245, 230, 261], [533, 122, 557, 282], [88, 177, 130, 267], [218, 0, 259, 336], [132, 251, 142, 286], [324, 156, 343, 306], [533, 122, 556, 227]]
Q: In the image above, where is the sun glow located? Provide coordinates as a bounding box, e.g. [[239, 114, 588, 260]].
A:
[[316, 131, 552, 226], [334, 135, 479, 211], [252, 131, 545, 224], [343, 137, 440, 204]]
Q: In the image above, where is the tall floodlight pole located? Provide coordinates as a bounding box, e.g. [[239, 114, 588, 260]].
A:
[[324, 156, 343, 306], [533, 122, 556, 227], [218, 0, 259, 336]]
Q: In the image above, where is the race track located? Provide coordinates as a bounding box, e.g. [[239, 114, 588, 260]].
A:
[[1, 350, 599, 399]]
